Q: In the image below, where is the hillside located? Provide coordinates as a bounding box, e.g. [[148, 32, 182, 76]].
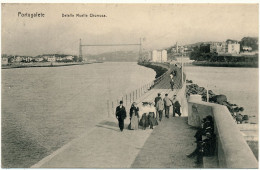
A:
[[85, 51, 139, 62]]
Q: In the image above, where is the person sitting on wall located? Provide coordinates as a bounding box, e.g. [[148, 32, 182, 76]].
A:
[[187, 131, 216, 164], [186, 116, 216, 164], [194, 116, 214, 142]]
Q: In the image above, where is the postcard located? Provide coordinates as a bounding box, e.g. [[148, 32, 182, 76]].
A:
[[1, 3, 258, 169]]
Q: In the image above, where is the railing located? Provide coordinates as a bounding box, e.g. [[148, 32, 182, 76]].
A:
[[106, 63, 187, 117], [106, 80, 155, 117]]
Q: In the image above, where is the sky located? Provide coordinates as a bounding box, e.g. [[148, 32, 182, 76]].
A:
[[1, 3, 259, 56]]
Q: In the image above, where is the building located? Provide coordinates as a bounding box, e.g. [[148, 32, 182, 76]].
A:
[[210, 42, 228, 54], [161, 50, 167, 62], [43, 55, 56, 62], [15, 56, 22, 62], [228, 43, 240, 54], [151, 50, 167, 63], [2, 58, 8, 65], [156, 50, 162, 62], [36, 58, 43, 62], [152, 50, 158, 62], [65, 56, 74, 61], [242, 46, 253, 52]]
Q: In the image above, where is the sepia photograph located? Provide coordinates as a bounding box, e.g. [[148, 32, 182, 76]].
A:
[[1, 2, 259, 169]]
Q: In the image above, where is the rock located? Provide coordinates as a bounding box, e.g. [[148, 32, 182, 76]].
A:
[[210, 95, 227, 105], [243, 115, 249, 121]]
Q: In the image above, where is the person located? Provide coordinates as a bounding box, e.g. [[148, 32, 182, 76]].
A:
[[170, 78, 174, 91], [129, 102, 139, 130], [187, 116, 216, 164], [172, 95, 181, 117], [173, 70, 177, 76], [154, 93, 162, 107], [115, 101, 127, 132], [139, 102, 150, 130], [154, 93, 162, 119], [163, 94, 172, 118], [147, 102, 158, 128], [156, 98, 164, 121], [187, 132, 216, 164], [170, 73, 174, 80]]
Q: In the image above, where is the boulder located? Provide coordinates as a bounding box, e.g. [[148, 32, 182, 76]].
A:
[[210, 95, 227, 105]]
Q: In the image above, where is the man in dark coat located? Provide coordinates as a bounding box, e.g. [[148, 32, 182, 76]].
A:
[[172, 95, 181, 117], [154, 93, 162, 107], [116, 101, 127, 132], [170, 79, 174, 91], [154, 93, 162, 119]]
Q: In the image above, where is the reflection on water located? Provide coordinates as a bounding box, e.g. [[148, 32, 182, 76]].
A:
[[185, 66, 258, 123], [1, 62, 156, 168]]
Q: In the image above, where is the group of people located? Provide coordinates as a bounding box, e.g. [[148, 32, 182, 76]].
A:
[[115, 93, 182, 132], [155, 93, 181, 120], [186, 115, 216, 164]]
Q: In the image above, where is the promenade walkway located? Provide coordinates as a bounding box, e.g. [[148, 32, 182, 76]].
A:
[[31, 65, 195, 168]]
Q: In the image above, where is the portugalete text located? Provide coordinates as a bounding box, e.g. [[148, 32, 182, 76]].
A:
[[18, 12, 45, 18]]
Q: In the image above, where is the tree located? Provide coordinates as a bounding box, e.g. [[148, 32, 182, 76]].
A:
[[240, 37, 258, 51]]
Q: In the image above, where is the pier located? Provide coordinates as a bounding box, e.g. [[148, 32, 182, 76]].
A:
[[31, 63, 258, 168]]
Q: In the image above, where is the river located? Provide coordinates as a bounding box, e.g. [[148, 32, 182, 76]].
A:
[[184, 66, 258, 123], [1, 62, 156, 168]]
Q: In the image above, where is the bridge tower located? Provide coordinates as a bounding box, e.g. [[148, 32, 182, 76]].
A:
[[79, 39, 83, 61]]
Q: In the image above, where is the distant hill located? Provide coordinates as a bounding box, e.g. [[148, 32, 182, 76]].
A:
[[85, 51, 139, 62]]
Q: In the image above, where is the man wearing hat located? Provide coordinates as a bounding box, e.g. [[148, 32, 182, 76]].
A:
[[115, 101, 127, 132], [154, 93, 162, 119], [163, 93, 173, 118]]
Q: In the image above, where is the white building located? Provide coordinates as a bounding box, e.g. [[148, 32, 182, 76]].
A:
[[157, 51, 162, 62], [242, 46, 252, 51], [2, 58, 8, 65], [151, 50, 167, 63], [47, 55, 56, 62], [152, 50, 158, 62], [15, 56, 22, 62], [161, 50, 167, 62], [66, 55, 74, 61], [228, 43, 240, 54]]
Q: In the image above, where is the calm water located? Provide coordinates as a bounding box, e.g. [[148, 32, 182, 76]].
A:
[[1, 62, 156, 168], [184, 66, 258, 123]]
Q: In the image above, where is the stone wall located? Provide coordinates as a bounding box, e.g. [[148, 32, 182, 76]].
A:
[[187, 96, 258, 168]]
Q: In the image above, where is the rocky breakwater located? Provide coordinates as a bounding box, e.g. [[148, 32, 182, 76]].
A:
[[185, 81, 251, 124]]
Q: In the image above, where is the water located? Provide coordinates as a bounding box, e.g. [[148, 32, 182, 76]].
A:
[[184, 66, 258, 123], [1, 62, 156, 168]]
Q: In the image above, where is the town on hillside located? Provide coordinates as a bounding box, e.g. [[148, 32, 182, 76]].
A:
[[1, 54, 83, 65], [1, 37, 258, 65], [140, 37, 258, 65]]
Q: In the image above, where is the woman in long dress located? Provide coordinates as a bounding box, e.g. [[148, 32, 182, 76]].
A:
[[129, 102, 139, 130]]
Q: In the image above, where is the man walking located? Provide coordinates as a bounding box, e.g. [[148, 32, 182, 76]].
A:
[[163, 94, 172, 118], [156, 98, 164, 121], [154, 93, 162, 119], [116, 101, 127, 132], [170, 78, 174, 91], [173, 95, 181, 117]]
